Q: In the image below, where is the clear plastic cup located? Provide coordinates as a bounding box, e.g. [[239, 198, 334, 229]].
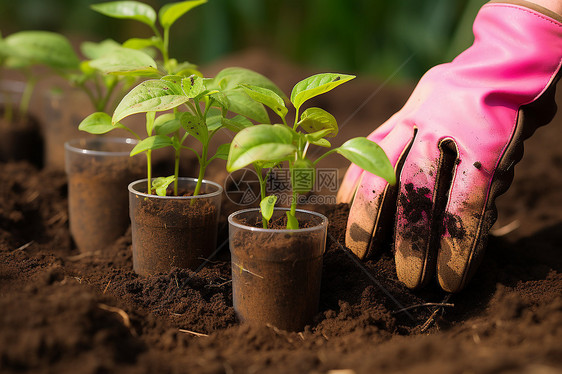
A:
[[65, 137, 144, 253], [128, 177, 223, 276], [228, 208, 328, 331]]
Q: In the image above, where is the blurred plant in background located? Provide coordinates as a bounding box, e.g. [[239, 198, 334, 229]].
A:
[[0, 0, 486, 81]]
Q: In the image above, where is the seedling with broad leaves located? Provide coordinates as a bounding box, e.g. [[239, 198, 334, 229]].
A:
[[79, 67, 286, 197], [0, 31, 79, 121], [0, 29, 144, 116], [89, 0, 206, 77], [226, 73, 396, 229]]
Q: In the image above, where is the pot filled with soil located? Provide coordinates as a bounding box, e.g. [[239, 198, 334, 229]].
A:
[[128, 177, 223, 276], [65, 137, 144, 253], [0, 80, 43, 167], [228, 207, 328, 331]]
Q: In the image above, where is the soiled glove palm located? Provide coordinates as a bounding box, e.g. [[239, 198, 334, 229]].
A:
[[338, 1, 562, 292]]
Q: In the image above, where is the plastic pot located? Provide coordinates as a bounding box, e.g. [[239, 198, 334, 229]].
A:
[[228, 208, 328, 331], [128, 177, 223, 276], [42, 88, 92, 170], [65, 137, 144, 253]]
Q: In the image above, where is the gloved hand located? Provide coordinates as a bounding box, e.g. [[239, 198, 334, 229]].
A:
[[338, 0, 562, 293]]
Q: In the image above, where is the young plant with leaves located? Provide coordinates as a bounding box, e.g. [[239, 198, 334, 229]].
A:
[[70, 39, 142, 113], [90, 0, 205, 76], [227, 73, 396, 229], [80, 67, 285, 197], [0, 31, 80, 122]]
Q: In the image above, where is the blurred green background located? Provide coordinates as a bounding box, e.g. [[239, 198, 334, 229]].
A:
[[0, 0, 487, 81]]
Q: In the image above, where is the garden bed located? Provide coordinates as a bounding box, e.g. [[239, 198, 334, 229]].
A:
[[1, 51, 561, 373]]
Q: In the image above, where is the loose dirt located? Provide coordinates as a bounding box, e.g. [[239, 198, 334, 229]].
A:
[[1, 50, 561, 373]]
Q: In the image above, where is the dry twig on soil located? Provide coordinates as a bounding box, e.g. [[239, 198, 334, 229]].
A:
[[178, 329, 208, 337], [98, 303, 137, 336], [420, 294, 452, 332]]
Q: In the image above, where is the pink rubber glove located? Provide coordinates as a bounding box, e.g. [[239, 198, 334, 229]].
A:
[[338, 0, 562, 292]]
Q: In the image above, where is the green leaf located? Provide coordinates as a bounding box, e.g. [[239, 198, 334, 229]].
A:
[[78, 112, 116, 134], [122, 37, 159, 50], [298, 107, 338, 137], [88, 47, 159, 75], [211, 143, 230, 161], [336, 137, 396, 185], [290, 73, 355, 111], [0, 37, 14, 59], [152, 175, 176, 196], [227, 124, 296, 172], [240, 84, 288, 120], [291, 158, 315, 194], [154, 112, 181, 135], [286, 211, 299, 230], [260, 195, 277, 223], [307, 137, 331, 148], [113, 79, 188, 123], [209, 91, 230, 110], [130, 135, 173, 156], [146, 111, 156, 135], [223, 89, 268, 123], [171, 133, 183, 150], [4, 31, 80, 70], [221, 115, 253, 132], [80, 39, 121, 59], [179, 111, 207, 144], [181, 75, 205, 98], [158, 0, 207, 29], [172, 61, 200, 76], [205, 107, 222, 132], [209, 67, 286, 98], [91, 1, 157, 28]]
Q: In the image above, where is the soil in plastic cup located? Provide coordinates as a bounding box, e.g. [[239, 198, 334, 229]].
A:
[[128, 177, 223, 276], [228, 208, 328, 331], [65, 137, 144, 253]]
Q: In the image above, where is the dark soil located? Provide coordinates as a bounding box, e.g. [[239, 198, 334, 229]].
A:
[[1, 50, 562, 373], [0, 109, 43, 168]]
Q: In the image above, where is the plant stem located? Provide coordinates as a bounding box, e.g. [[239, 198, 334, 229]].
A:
[[99, 77, 118, 113], [312, 149, 337, 166], [173, 147, 180, 196], [192, 141, 208, 201], [162, 28, 170, 72], [146, 150, 152, 194], [254, 165, 268, 229], [19, 75, 36, 116], [80, 84, 98, 112], [290, 189, 297, 217]]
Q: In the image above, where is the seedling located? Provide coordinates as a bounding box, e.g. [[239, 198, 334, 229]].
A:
[[227, 73, 396, 229], [81, 0, 249, 196], [70, 39, 140, 113], [0, 31, 79, 121], [79, 67, 285, 197], [90, 0, 205, 76]]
